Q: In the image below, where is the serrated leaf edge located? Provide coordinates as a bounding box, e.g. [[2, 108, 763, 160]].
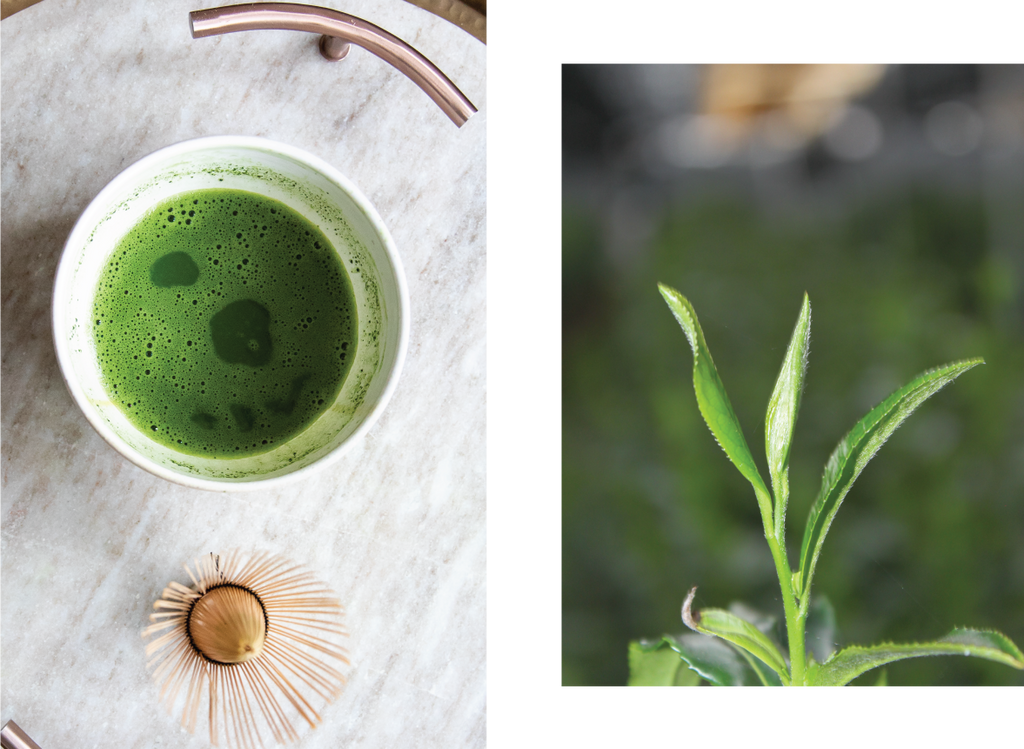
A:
[[662, 633, 754, 687], [659, 284, 774, 526], [765, 292, 811, 534], [812, 626, 1024, 685], [796, 357, 984, 599]]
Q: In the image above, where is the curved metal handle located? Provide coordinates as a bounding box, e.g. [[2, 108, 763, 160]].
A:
[[1, 721, 43, 749], [189, 2, 477, 127]]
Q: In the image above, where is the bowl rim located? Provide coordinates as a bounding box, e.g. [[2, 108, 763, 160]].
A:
[[52, 135, 410, 492]]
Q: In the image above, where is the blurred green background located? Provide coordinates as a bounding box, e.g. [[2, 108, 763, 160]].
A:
[[562, 64, 1024, 686]]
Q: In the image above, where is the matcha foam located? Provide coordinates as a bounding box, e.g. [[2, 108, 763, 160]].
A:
[[91, 188, 358, 457]]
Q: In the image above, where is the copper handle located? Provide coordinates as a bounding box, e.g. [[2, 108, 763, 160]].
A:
[[189, 2, 477, 127], [1, 721, 43, 749]]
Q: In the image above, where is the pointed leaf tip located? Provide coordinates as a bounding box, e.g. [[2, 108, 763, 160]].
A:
[[659, 285, 773, 523], [765, 293, 812, 526], [797, 356, 984, 599], [658, 283, 700, 356]]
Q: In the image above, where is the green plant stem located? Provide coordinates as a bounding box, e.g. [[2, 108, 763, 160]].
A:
[[767, 536, 805, 684], [755, 482, 805, 685], [757, 480, 805, 686], [753, 483, 798, 688]]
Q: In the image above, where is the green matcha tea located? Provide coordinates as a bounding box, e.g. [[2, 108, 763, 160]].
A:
[[91, 188, 357, 457]]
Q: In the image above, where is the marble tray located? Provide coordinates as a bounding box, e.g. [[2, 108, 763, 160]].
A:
[[0, 0, 486, 746]]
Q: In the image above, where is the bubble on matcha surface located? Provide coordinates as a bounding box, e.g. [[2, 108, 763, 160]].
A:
[[91, 188, 358, 457]]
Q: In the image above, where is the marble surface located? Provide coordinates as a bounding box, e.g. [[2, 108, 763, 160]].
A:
[[0, 0, 485, 746]]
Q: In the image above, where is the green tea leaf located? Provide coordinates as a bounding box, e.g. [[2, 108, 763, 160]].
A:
[[658, 284, 773, 523], [810, 628, 1024, 686], [765, 293, 810, 533], [627, 639, 700, 685], [682, 587, 790, 684], [662, 633, 756, 686], [795, 358, 983, 599]]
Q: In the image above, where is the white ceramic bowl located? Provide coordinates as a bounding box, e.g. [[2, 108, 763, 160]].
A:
[[53, 136, 409, 491]]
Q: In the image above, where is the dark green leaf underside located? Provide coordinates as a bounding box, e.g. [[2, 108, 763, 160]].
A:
[[662, 633, 756, 686]]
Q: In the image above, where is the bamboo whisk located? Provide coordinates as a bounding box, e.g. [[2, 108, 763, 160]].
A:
[[143, 551, 349, 747]]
